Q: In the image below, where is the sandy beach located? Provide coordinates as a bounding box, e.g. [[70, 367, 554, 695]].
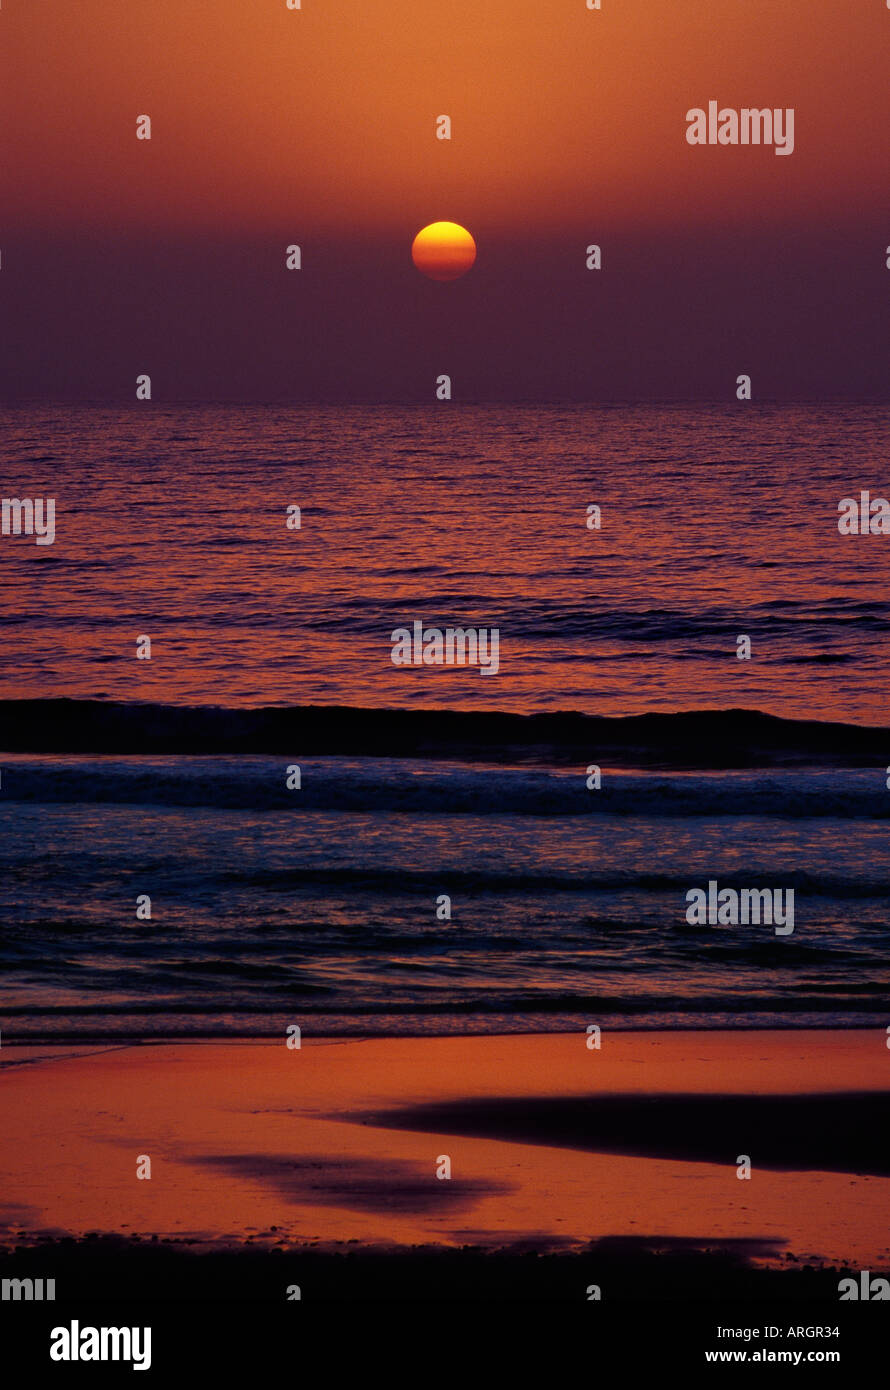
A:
[[2, 1030, 888, 1284]]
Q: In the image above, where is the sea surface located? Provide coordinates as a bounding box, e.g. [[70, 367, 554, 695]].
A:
[[0, 755, 888, 1037], [1, 403, 888, 1037], [1, 401, 888, 720]]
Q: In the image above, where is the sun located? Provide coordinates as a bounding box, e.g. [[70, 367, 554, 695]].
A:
[[411, 222, 476, 281]]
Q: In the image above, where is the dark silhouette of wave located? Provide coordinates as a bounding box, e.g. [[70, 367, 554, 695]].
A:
[[1, 700, 887, 767]]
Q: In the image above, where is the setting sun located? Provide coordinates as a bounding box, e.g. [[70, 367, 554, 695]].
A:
[[411, 221, 476, 281]]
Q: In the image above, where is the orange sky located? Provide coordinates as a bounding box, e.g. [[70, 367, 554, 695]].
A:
[[4, 1, 889, 400], [6, 0, 890, 237]]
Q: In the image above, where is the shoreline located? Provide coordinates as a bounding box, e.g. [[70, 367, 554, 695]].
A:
[[3, 1020, 889, 1049], [4, 1021, 889, 1055]]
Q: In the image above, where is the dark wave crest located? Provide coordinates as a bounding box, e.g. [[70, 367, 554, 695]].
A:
[[1, 700, 888, 767]]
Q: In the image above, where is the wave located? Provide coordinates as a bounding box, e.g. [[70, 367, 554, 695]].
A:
[[210, 865, 890, 897], [0, 700, 888, 767], [0, 756, 887, 817]]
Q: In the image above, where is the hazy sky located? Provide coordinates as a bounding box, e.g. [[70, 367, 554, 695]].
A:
[[3, 0, 889, 399]]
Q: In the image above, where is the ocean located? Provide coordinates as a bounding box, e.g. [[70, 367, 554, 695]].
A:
[[1, 403, 888, 1037], [2, 400, 888, 719]]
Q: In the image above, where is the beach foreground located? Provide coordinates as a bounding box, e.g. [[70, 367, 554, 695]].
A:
[[2, 1031, 889, 1300]]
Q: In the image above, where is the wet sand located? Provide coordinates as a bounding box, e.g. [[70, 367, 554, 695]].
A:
[[2, 1031, 889, 1276]]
